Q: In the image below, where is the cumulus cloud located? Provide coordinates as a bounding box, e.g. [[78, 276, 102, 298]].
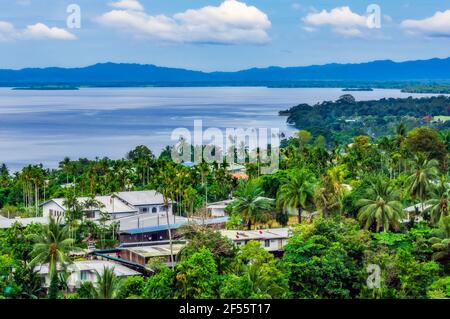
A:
[[110, 0, 144, 11], [0, 22, 16, 41], [0, 21, 76, 41], [303, 6, 368, 37], [97, 0, 271, 44], [401, 10, 450, 37], [22, 23, 77, 40]]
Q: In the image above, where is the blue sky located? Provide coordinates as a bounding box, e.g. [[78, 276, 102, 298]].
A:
[[1, 0, 450, 71]]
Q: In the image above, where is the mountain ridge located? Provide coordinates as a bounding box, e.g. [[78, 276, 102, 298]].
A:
[[2, 57, 450, 85]]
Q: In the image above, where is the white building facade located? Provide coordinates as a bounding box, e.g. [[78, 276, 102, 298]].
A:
[[41, 190, 173, 221], [35, 260, 140, 291], [220, 228, 291, 252]]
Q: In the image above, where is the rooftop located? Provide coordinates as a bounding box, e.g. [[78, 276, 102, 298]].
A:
[[220, 228, 291, 241], [207, 199, 234, 209], [50, 196, 136, 214], [115, 190, 166, 206], [0, 216, 48, 229], [404, 204, 432, 213], [127, 244, 185, 258], [35, 260, 140, 277], [112, 213, 189, 231], [120, 216, 229, 234]]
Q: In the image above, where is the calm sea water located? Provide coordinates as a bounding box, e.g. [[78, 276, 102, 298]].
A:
[[0, 87, 442, 171]]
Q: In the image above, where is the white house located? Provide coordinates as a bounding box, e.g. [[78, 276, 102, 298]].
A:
[[207, 199, 234, 217], [40, 190, 173, 221], [401, 204, 431, 223], [34, 260, 140, 291], [220, 228, 291, 252]]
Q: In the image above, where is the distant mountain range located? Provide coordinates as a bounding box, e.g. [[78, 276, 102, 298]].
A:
[[2, 57, 450, 86]]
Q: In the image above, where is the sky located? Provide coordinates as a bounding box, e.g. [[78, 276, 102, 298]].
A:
[[1, 0, 450, 71]]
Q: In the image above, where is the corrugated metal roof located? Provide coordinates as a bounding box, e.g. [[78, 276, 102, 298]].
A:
[[121, 216, 229, 235], [35, 260, 140, 276], [47, 195, 137, 214], [0, 217, 48, 229], [220, 228, 290, 241], [116, 190, 166, 206]]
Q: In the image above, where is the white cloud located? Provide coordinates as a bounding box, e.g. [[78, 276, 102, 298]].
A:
[[97, 0, 271, 44], [302, 26, 317, 33], [383, 15, 393, 23], [109, 0, 144, 11], [0, 21, 16, 41], [292, 3, 302, 11], [22, 23, 77, 40], [0, 21, 76, 41], [401, 10, 450, 37], [16, 0, 31, 6], [303, 6, 368, 37]]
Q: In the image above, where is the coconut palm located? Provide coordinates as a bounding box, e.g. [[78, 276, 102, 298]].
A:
[[89, 267, 122, 299], [425, 176, 449, 225], [277, 169, 316, 224], [232, 181, 274, 230], [29, 217, 75, 299], [407, 155, 439, 213], [156, 163, 177, 270], [395, 123, 407, 147], [357, 176, 405, 232]]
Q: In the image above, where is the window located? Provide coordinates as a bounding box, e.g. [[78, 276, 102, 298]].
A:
[[80, 270, 89, 281], [142, 208, 148, 213], [264, 240, 270, 248], [152, 207, 157, 213]]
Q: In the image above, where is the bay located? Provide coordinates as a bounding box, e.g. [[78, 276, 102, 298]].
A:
[[0, 87, 442, 171]]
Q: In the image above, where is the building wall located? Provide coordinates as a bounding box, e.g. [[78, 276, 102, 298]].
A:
[[234, 238, 287, 252], [42, 201, 66, 219], [119, 229, 177, 243], [41, 270, 94, 290], [210, 207, 226, 217], [135, 204, 173, 215]]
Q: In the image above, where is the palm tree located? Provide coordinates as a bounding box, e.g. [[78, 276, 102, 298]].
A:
[[425, 176, 449, 225], [63, 190, 83, 242], [277, 169, 316, 224], [395, 123, 407, 147], [232, 182, 274, 230], [89, 267, 122, 299], [29, 217, 75, 299], [156, 163, 177, 270], [357, 176, 405, 232], [407, 155, 439, 213]]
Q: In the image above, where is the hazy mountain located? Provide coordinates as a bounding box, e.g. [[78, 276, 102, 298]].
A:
[[1, 57, 450, 85]]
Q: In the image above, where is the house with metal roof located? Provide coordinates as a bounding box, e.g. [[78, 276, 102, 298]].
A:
[[117, 216, 229, 243], [40, 190, 173, 221], [207, 199, 234, 217], [219, 228, 291, 252], [119, 243, 186, 267], [34, 260, 140, 291]]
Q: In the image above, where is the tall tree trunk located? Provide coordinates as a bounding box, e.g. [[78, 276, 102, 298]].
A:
[[298, 207, 302, 224], [165, 204, 175, 270]]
